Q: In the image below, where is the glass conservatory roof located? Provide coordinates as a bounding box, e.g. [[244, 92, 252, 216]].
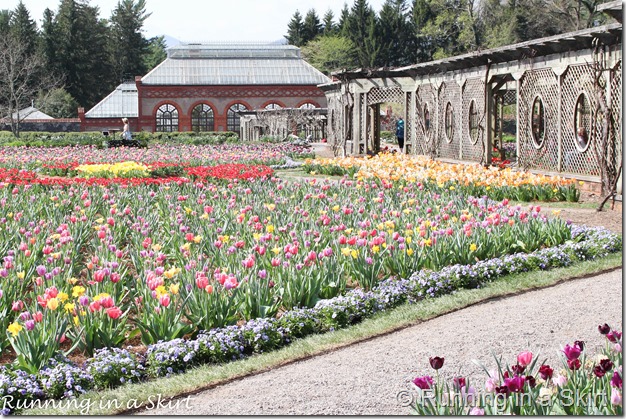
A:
[[141, 42, 330, 86], [85, 82, 138, 118]]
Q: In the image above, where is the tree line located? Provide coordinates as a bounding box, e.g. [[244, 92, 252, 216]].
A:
[[287, 0, 608, 75], [0, 0, 166, 120]]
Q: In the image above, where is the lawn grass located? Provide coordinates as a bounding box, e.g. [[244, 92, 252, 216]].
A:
[[21, 252, 622, 416]]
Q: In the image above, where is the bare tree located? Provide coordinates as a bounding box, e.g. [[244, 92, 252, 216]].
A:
[[590, 42, 620, 211], [0, 34, 60, 137]]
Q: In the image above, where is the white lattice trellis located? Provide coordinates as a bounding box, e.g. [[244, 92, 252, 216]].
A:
[[609, 61, 622, 173], [518, 69, 559, 171], [561, 64, 601, 176], [462, 78, 486, 162], [415, 84, 437, 156]]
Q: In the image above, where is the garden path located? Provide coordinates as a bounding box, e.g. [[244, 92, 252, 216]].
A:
[[137, 268, 622, 415]]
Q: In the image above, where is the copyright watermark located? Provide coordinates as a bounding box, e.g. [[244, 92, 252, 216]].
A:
[[395, 387, 610, 411]]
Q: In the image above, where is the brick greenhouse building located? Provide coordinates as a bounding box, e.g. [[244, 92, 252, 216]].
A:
[[78, 43, 330, 136]]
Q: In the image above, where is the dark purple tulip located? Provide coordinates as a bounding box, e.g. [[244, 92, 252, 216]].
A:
[[511, 364, 526, 376], [611, 371, 622, 389], [538, 365, 554, 380], [594, 365, 607, 378], [504, 376, 525, 393], [607, 331, 622, 343], [525, 375, 536, 388], [495, 385, 510, 395], [429, 356, 445, 370], [600, 359, 614, 372], [599, 324, 611, 335], [567, 358, 581, 370], [563, 344, 581, 360], [574, 340, 585, 351], [412, 375, 434, 390]]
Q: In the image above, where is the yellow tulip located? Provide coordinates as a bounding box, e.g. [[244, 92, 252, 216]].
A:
[[7, 322, 23, 337]]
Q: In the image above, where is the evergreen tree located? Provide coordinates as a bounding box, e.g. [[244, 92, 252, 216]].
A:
[[345, 0, 380, 68], [53, 0, 113, 108], [286, 10, 305, 46], [9, 2, 39, 58], [109, 0, 151, 83], [39, 8, 62, 76], [302, 9, 322, 44], [411, 0, 433, 62], [338, 3, 351, 36], [143, 35, 167, 72], [322, 9, 336, 35], [0, 10, 11, 35], [378, 0, 414, 67]]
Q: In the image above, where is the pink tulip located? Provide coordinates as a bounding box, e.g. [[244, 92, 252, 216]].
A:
[[106, 306, 123, 319], [563, 344, 581, 360], [611, 388, 622, 406], [469, 407, 484, 415], [517, 351, 533, 367], [33, 311, 43, 322], [159, 294, 171, 307]]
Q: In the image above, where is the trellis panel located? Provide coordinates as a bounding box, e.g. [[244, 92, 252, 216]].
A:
[[518, 68, 559, 171], [461, 78, 486, 162], [437, 81, 462, 160], [415, 84, 437, 156], [609, 61, 622, 173], [561, 64, 600, 176]]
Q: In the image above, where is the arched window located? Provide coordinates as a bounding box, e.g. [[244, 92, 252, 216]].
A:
[[531, 96, 545, 149], [191, 104, 214, 132], [156, 104, 179, 132], [574, 93, 591, 152], [299, 103, 317, 110], [264, 103, 283, 110], [444, 102, 454, 142], [423, 104, 431, 134], [227, 103, 248, 135], [468, 100, 479, 144]]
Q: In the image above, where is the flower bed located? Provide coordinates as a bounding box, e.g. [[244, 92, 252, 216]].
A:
[[0, 177, 578, 363], [303, 153, 580, 202], [0, 224, 620, 414], [0, 143, 312, 169]]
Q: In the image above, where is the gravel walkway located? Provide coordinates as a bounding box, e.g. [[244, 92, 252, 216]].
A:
[[137, 268, 623, 416]]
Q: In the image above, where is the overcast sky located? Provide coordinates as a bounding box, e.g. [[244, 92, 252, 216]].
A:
[[5, 0, 388, 43]]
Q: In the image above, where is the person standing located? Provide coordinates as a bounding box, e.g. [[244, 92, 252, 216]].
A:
[[395, 118, 405, 150], [121, 118, 132, 141]]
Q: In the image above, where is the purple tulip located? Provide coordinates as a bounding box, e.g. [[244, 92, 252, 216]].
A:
[[504, 376, 525, 393], [611, 371, 622, 389], [412, 375, 433, 390], [36, 265, 46, 276], [563, 344, 581, 360], [24, 320, 35, 331]]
